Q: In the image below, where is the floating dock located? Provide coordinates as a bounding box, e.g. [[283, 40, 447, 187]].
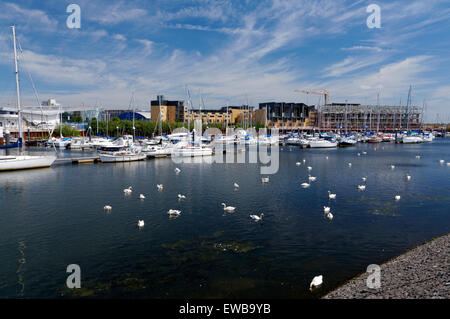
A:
[[54, 156, 100, 164]]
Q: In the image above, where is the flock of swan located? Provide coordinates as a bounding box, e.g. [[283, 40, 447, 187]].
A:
[[101, 150, 449, 292], [300, 150, 446, 290], [103, 167, 188, 227]]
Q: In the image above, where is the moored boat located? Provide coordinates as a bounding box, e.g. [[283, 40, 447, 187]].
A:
[[308, 138, 337, 148], [0, 155, 56, 171]]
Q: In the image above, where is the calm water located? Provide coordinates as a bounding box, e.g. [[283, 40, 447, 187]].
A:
[[0, 139, 449, 298]]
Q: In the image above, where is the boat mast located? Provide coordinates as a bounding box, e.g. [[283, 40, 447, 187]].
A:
[[11, 25, 24, 147], [405, 85, 412, 131]]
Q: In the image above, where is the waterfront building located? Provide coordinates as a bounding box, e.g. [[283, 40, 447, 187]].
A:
[[150, 95, 185, 123], [100, 109, 150, 122], [184, 105, 254, 125], [317, 103, 422, 132], [0, 98, 61, 138], [257, 102, 315, 129]]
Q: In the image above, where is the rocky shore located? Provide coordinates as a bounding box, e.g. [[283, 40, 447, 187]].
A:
[[323, 234, 450, 299]]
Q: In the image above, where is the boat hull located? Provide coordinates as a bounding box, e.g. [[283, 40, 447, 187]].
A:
[[308, 140, 338, 148], [402, 136, 423, 144], [172, 148, 213, 157], [0, 155, 56, 171], [99, 153, 146, 163]]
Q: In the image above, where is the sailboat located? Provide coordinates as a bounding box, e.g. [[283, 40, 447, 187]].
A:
[[1, 26, 56, 172]]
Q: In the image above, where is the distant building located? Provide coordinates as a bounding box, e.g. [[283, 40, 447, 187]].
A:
[[185, 105, 254, 125], [0, 98, 60, 138], [117, 111, 150, 121], [318, 103, 422, 131], [257, 102, 315, 129], [101, 109, 150, 122], [150, 95, 184, 123]]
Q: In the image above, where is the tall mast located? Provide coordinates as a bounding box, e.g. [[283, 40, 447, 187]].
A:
[[405, 85, 412, 131], [11, 25, 23, 146], [158, 95, 162, 136], [376, 93, 380, 132]]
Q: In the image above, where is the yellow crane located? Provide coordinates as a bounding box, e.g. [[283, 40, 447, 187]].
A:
[[294, 89, 329, 106]]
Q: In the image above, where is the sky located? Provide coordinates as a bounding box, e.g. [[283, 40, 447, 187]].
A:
[[0, 0, 449, 122]]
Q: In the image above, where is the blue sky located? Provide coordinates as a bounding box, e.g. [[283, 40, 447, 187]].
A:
[[0, 0, 449, 122]]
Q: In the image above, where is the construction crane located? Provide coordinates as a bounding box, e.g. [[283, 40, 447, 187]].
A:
[[294, 89, 329, 106]]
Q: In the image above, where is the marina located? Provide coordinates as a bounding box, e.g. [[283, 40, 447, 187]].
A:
[[1, 137, 449, 298], [0, 1, 449, 304]]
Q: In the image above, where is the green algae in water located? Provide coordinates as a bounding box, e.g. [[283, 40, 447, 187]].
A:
[[213, 242, 259, 253], [61, 281, 111, 298]]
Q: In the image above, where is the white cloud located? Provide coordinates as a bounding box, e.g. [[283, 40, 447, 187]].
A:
[[324, 55, 386, 77], [341, 46, 383, 52], [0, 0, 448, 122], [113, 34, 126, 41], [0, 2, 58, 31]]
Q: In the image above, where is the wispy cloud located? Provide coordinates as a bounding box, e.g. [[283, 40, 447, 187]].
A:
[[0, 0, 448, 121]]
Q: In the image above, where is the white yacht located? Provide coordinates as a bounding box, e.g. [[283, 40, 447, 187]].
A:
[[99, 149, 146, 163], [258, 135, 279, 145], [142, 142, 174, 157], [66, 137, 93, 150], [47, 137, 71, 148], [308, 138, 338, 148], [1, 26, 57, 172], [402, 134, 423, 144], [0, 155, 56, 171], [171, 142, 213, 157]]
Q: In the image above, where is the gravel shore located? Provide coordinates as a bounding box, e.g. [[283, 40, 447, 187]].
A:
[[323, 233, 450, 299]]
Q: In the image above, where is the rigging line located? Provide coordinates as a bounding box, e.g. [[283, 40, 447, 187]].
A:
[[17, 39, 57, 152]]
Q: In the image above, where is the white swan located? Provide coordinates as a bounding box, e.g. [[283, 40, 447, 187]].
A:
[[406, 174, 411, 180], [328, 191, 336, 199], [157, 184, 163, 190], [391, 165, 395, 169], [325, 156, 328, 160], [301, 182, 310, 188], [358, 185, 366, 190], [310, 275, 323, 290], [326, 212, 333, 220], [178, 194, 186, 200], [416, 155, 421, 159], [168, 209, 181, 216], [303, 159, 306, 163], [123, 186, 132, 194], [439, 159, 444, 163], [221, 203, 236, 211], [308, 175, 316, 181], [447, 162, 450, 166], [139, 194, 146, 199], [175, 167, 181, 173], [307, 166, 312, 171], [137, 220, 145, 227], [357, 153, 361, 156], [323, 206, 330, 213], [395, 195, 401, 200], [362, 151, 367, 155], [104, 205, 112, 211], [296, 162, 301, 166], [362, 177, 367, 182], [261, 177, 269, 183], [234, 183, 240, 188], [250, 213, 264, 221], [348, 162, 352, 167]]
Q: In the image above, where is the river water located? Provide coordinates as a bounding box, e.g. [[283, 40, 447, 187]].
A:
[[0, 139, 449, 298]]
